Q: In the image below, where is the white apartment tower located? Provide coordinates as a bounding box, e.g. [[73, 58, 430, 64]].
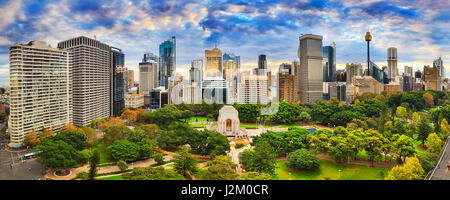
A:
[[387, 47, 398, 80], [58, 36, 111, 127], [238, 75, 268, 104], [9, 41, 72, 147]]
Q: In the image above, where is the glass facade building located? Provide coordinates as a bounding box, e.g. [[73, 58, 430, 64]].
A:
[[322, 43, 336, 82], [159, 36, 176, 89], [111, 47, 125, 116]]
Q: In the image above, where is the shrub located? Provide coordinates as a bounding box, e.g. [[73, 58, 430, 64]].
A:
[[76, 172, 89, 180], [117, 160, 129, 172], [285, 149, 319, 170], [153, 153, 165, 165]]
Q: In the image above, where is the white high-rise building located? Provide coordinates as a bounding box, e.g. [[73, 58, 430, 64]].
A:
[[387, 47, 398, 80], [58, 36, 111, 127], [9, 41, 72, 147], [238, 75, 268, 104]]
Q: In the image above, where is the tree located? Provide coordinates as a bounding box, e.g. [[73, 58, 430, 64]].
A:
[[117, 160, 129, 172], [328, 136, 351, 163], [392, 134, 415, 163], [425, 133, 442, 154], [439, 118, 449, 139], [153, 153, 165, 165], [51, 130, 87, 151], [423, 92, 434, 107], [352, 98, 386, 117], [127, 130, 156, 159], [123, 166, 185, 180], [416, 117, 433, 146], [135, 124, 161, 140], [39, 129, 55, 139], [330, 111, 363, 127], [103, 125, 131, 146], [239, 141, 277, 175], [172, 146, 197, 177], [362, 130, 385, 166], [107, 140, 140, 162], [62, 123, 78, 132], [395, 106, 408, 122], [121, 109, 139, 124], [297, 111, 311, 124], [203, 155, 238, 180], [187, 129, 230, 156], [35, 140, 80, 172], [99, 117, 124, 132], [307, 133, 329, 153], [24, 130, 40, 147], [386, 157, 424, 180], [79, 149, 91, 164], [76, 172, 89, 180], [81, 127, 98, 147], [238, 172, 273, 180], [417, 152, 438, 174], [88, 150, 100, 180], [285, 149, 319, 170]]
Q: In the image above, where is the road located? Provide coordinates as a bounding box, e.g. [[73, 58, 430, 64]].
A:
[[0, 122, 45, 180], [427, 136, 450, 180]]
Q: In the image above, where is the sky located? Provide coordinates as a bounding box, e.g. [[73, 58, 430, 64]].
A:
[[0, 0, 449, 87]]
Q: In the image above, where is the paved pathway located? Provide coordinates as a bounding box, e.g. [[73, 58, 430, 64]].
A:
[[427, 136, 450, 180]]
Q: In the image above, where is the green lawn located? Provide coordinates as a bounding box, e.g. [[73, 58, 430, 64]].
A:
[[90, 140, 115, 164], [274, 159, 388, 180], [187, 117, 215, 122], [190, 124, 207, 128], [96, 175, 124, 180]]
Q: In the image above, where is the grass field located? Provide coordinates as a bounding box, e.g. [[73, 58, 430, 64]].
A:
[[274, 159, 388, 180], [90, 140, 115, 164], [190, 124, 207, 128], [187, 117, 215, 122], [96, 175, 124, 180]]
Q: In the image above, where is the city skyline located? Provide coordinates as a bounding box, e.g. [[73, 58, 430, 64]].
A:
[[0, 0, 449, 87]]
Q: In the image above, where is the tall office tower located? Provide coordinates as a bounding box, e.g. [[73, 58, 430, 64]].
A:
[[190, 59, 203, 86], [159, 36, 176, 89], [293, 60, 300, 99], [402, 74, 413, 92], [322, 42, 336, 82], [278, 71, 298, 103], [123, 69, 134, 92], [9, 41, 72, 147], [202, 77, 228, 104], [139, 57, 158, 106], [168, 75, 184, 104], [299, 34, 323, 103], [224, 59, 238, 103], [258, 54, 267, 69], [111, 47, 125, 116], [238, 75, 268, 104], [223, 53, 241, 88], [423, 65, 440, 91], [58, 36, 110, 127], [433, 57, 445, 82], [387, 47, 398, 80], [404, 66, 413, 76], [346, 63, 363, 83], [205, 47, 222, 77]]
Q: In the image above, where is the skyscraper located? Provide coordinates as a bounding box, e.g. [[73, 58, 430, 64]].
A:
[[404, 65, 413, 76], [346, 63, 363, 83], [387, 47, 398, 80], [298, 34, 323, 103], [159, 36, 176, 89], [278, 71, 298, 103], [58, 36, 111, 127], [123, 68, 134, 92], [238, 75, 268, 104], [205, 47, 222, 77], [423, 65, 440, 91], [258, 54, 267, 70], [322, 42, 336, 82], [111, 47, 125, 116], [139, 54, 158, 106], [433, 57, 445, 83], [9, 41, 72, 147]]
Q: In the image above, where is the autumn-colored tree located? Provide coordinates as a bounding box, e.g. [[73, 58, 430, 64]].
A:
[[81, 126, 98, 147], [425, 133, 442, 154], [99, 117, 124, 132], [121, 109, 139, 123], [62, 123, 78, 132], [386, 157, 424, 180], [39, 129, 55, 139], [24, 130, 40, 147], [440, 118, 449, 139], [423, 92, 434, 107]]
